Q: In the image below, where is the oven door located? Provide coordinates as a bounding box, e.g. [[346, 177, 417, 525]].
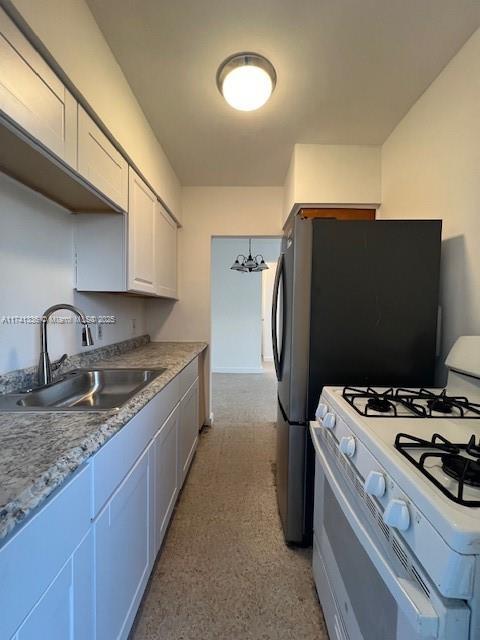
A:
[[312, 429, 443, 640]]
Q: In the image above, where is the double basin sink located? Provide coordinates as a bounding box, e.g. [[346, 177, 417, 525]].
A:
[[0, 368, 165, 412]]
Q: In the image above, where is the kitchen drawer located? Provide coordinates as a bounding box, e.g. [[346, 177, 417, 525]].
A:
[[0, 464, 91, 640], [92, 376, 180, 517], [179, 357, 198, 398]]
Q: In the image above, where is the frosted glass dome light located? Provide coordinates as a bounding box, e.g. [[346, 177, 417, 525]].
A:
[[217, 53, 276, 112]]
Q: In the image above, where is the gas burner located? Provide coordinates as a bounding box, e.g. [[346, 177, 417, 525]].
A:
[[427, 389, 453, 414], [367, 396, 393, 413], [442, 454, 480, 488], [395, 433, 480, 506]]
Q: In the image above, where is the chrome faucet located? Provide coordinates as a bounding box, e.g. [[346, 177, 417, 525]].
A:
[[38, 304, 94, 386]]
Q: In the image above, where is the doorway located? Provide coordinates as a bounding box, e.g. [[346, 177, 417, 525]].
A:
[[211, 237, 282, 373], [261, 262, 277, 368]]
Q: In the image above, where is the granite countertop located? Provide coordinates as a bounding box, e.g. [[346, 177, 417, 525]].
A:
[[0, 340, 207, 542]]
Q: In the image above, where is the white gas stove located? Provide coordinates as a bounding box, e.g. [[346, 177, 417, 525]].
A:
[[309, 336, 480, 640]]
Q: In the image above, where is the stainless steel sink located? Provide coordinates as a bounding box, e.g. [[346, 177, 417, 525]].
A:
[[0, 368, 166, 412]]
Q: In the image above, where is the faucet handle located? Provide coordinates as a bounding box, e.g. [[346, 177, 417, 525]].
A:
[[82, 326, 94, 347], [51, 353, 68, 372]]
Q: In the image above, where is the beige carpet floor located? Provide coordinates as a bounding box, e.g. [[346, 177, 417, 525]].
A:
[[130, 366, 328, 640]]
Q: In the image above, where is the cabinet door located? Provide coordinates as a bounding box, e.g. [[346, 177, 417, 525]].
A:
[[94, 447, 153, 640], [16, 531, 94, 640], [0, 7, 77, 167], [153, 406, 179, 556], [77, 106, 128, 211], [178, 379, 199, 487], [128, 168, 156, 294], [156, 203, 177, 299]]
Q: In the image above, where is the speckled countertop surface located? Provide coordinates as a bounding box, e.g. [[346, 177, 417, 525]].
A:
[[0, 340, 207, 542]]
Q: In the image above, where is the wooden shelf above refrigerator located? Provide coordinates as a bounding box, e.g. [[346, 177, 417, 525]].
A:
[[298, 207, 376, 220]]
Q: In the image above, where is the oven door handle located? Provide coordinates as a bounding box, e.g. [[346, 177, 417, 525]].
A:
[[311, 425, 440, 639]]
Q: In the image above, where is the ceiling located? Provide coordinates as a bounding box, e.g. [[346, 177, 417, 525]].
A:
[[86, 0, 480, 186]]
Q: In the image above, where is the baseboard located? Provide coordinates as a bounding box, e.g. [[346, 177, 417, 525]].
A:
[[212, 366, 265, 374]]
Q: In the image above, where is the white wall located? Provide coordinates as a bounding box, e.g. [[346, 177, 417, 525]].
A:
[[379, 27, 480, 370], [147, 187, 283, 343], [0, 173, 146, 375], [283, 143, 382, 224], [211, 238, 280, 373], [7, 0, 181, 220]]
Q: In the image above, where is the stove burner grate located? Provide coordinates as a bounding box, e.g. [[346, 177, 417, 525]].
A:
[[395, 388, 480, 418], [395, 432, 480, 506], [343, 386, 425, 418], [342, 386, 480, 418]]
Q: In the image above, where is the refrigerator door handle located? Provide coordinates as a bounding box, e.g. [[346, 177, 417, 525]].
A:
[[272, 252, 285, 381]]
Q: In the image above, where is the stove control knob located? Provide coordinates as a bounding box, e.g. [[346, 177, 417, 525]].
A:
[[339, 436, 356, 457], [383, 499, 410, 531], [364, 471, 386, 498], [316, 403, 328, 421], [323, 412, 336, 430]]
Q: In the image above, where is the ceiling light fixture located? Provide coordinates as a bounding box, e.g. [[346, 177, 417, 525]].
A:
[[230, 239, 269, 273], [216, 52, 276, 112]]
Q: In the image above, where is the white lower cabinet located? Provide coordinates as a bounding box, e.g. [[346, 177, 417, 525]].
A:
[[16, 531, 94, 640], [153, 405, 180, 555], [179, 379, 199, 486], [3, 357, 201, 640], [94, 447, 153, 640], [1, 464, 93, 640]]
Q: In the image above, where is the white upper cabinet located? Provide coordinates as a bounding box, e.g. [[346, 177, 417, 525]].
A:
[[0, 7, 77, 168], [128, 168, 157, 294], [77, 106, 128, 211], [156, 203, 178, 299]]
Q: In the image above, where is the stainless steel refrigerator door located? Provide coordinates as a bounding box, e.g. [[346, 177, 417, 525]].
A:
[[272, 253, 285, 381], [276, 399, 307, 543], [276, 218, 312, 423], [276, 240, 293, 417]]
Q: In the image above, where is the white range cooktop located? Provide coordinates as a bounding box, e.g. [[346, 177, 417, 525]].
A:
[[321, 385, 480, 553]]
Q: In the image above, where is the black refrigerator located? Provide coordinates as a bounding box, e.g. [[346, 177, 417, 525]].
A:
[[272, 217, 442, 544]]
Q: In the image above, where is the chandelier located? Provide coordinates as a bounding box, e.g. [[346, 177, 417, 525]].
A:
[[230, 239, 269, 273]]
